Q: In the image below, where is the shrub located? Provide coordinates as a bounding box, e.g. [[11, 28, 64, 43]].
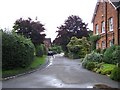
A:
[[86, 62, 95, 70], [35, 44, 44, 57], [110, 67, 120, 81], [49, 45, 62, 54], [90, 35, 100, 51], [94, 48, 101, 53], [67, 37, 90, 59], [101, 48, 106, 54], [96, 64, 115, 75], [112, 46, 120, 66], [2, 32, 35, 70], [104, 45, 120, 65], [82, 61, 88, 68], [103, 45, 116, 64], [83, 51, 103, 63]]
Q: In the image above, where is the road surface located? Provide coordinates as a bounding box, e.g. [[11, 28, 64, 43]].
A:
[[2, 54, 120, 88]]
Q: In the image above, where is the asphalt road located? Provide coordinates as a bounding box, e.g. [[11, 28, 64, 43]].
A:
[[2, 54, 120, 88]]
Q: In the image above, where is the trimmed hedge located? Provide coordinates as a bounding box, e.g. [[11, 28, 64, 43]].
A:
[[2, 32, 35, 70]]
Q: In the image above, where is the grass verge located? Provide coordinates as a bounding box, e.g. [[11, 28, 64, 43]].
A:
[[2, 55, 46, 78]]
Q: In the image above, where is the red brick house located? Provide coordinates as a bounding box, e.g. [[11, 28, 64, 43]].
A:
[[92, 0, 120, 49], [43, 38, 51, 51]]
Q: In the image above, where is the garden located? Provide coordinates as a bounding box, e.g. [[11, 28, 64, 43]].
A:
[[52, 15, 120, 82], [82, 43, 120, 82]]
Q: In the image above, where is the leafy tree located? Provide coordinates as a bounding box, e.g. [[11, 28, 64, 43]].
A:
[[13, 18, 46, 45], [49, 45, 62, 54], [53, 15, 89, 52], [90, 35, 100, 51], [67, 37, 90, 59]]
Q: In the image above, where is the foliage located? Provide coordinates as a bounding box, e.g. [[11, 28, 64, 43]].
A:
[[101, 48, 106, 54], [110, 66, 120, 81], [82, 61, 96, 70], [67, 37, 90, 59], [82, 51, 103, 63], [53, 15, 89, 52], [112, 46, 120, 66], [49, 45, 62, 54], [90, 35, 100, 50], [96, 64, 116, 75], [2, 31, 35, 70], [35, 44, 44, 57], [86, 62, 96, 70], [94, 48, 101, 53], [103, 45, 120, 65], [13, 18, 46, 45]]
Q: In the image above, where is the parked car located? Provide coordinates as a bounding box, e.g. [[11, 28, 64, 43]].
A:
[[47, 51, 54, 56]]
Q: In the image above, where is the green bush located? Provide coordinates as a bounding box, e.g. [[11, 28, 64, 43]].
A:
[[49, 45, 62, 54], [2, 32, 35, 70], [35, 44, 44, 57], [67, 37, 90, 59], [104, 45, 120, 65], [83, 51, 103, 63], [96, 64, 115, 75], [82, 60, 88, 68], [103, 45, 116, 64], [90, 35, 100, 51], [110, 67, 120, 81], [101, 48, 106, 54], [86, 62, 95, 70], [94, 48, 101, 53], [112, 46, 120, 66]]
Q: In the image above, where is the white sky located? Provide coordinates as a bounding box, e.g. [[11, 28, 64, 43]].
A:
[[0, 0, 97, 41]]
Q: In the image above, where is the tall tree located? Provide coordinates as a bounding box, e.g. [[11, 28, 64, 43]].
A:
[[53, 15, 89, 51], [13, 18, 46, 45]]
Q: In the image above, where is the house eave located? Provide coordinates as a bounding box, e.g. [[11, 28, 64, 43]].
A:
[[91, 2, 99, 23]]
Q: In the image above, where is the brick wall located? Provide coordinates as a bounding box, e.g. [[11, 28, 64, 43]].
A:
[[93, 1, 119, 49]]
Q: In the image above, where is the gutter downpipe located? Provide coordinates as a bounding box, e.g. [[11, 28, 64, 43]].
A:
[[104, 1, 108, 48], [118, 8, 120, 45]]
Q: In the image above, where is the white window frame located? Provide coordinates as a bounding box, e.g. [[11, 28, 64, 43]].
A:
[[109, 40, 113, 46], [96, 42, 99, 49], [101, 21, 105, 33], [102, 41, 105, 49], [108, 17, 113, 31], [96, 24, 99, 35]]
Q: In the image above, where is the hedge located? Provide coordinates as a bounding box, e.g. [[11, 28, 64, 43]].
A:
[[2, 32, 35, 70]]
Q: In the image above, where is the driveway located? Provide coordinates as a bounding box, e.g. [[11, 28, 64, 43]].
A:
[[2, 54, 120, 88]]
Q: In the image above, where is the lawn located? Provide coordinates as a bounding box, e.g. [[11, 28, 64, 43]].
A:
[[2, 55, 46, 78]]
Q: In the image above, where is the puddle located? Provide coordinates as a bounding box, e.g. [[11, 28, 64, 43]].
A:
[[87, 86, 93, 88], [46, 57, 53, 68]]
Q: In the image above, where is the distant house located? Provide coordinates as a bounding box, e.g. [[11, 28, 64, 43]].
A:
[[44, 38, 51, 51], [92, 0, 120, 49]]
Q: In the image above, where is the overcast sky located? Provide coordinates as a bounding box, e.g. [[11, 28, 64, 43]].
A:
[[0, 0, 97, 41]]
